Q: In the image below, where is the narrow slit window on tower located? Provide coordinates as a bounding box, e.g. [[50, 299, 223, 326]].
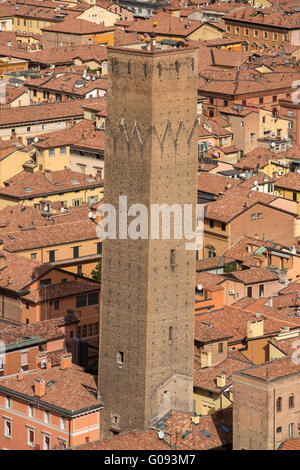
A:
[[170, 249, 176, 271], [169, 326, 173, 344], [117, 351, 124, 365]]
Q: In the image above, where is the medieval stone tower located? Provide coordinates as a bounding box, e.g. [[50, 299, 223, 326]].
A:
[[98, 45, 198, 437]]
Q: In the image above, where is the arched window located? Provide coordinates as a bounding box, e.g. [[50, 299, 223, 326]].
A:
[[276, 397, 282, 412]]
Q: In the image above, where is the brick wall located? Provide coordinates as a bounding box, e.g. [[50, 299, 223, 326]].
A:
[[98, 46, 198, 437]]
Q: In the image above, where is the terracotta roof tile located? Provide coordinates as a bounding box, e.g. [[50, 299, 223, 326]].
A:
[[126, 11, 203, 37], [41, 18, 115, 34], [235, 356, 300, 381], [280, 439, 300, 450], [0, 365, 101, 413], [195, 304, 300, 344], [194, 319, 231, 343], [73, 430, 170, 450], [1, 217, 99, 252], [0, 318, 64, 345], [225, 267, 279, 285], [23, 280, 99, 303], [275, 172, 300, 191], [0, 168, 103, 199], [194, 355, 251, 392], [195, 271, 224, 291], [0, 98, 91, 127], [198, 173, 239, 195], [268, 333, 300, 357], [156, 408, 233, 450]]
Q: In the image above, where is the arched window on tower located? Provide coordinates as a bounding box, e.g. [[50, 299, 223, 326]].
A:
[[276, 397, 282, 412]]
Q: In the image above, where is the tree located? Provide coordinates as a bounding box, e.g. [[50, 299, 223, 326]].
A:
[[91, 259, 102, 281]]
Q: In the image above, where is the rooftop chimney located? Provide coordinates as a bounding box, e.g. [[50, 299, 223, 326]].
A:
[[60, 354, 72, 370], [247, 318, 264, 338], [150, 32, 156, 52], [17, 368, 24, 381], [34, 379, 45, 397], [191, 415, 200, 424], [216, 373, 226, 388]]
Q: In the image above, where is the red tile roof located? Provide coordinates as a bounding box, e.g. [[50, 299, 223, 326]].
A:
[[155, 408, 233, 450], [275, 172, 300, 191], [42, 18, 115, 35], [126, 11, 203, 37], [198, 173, 239, 195], [0, 169, 103, 200], [280, 438, 300, 450], [235, 356, 300, 381], [194, 319, 231, 343], [195, 271, 224, 291], [225, 267, 279, 285], [196, 304, 300, 344], [0, 98, 91, 127], [194, 354, 251, 393], [0, 317, 64, 345], [73, 430, 170, 450], [23, 280, 99, 303], [0, 365, 101, 414]]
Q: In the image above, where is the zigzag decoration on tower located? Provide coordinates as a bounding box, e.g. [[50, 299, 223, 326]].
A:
[[106, 117, 199, 159]]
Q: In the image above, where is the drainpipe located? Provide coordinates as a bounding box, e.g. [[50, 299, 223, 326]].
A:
[[69, 418, 71, 448]]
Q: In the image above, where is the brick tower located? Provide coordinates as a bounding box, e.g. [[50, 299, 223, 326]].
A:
[[98, 44, 198, 437]]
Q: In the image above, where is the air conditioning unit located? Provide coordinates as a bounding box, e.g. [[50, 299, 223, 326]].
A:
[[229, 290, 235, 295], [40, 359, 47, 369]]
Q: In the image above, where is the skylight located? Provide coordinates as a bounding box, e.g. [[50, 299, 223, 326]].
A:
[[46, 380, 56, 387], [220, 424, 229, 433], [200, 430, 212, 438]]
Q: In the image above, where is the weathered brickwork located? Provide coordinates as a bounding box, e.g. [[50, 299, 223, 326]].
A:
[[233, 369, 300, 450], [98, 46, 198, 437]]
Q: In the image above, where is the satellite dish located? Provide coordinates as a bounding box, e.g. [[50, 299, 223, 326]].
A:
[[254, 180, 258, 186], [158, 430, 164, 440], [34, 137, 39, 143], [88, 211, 94, 219], [197, 284, 203, 291]]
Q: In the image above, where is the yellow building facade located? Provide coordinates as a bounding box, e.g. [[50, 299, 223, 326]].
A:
[[193, 387, 233, 416], [0, 147, 32, 186]]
